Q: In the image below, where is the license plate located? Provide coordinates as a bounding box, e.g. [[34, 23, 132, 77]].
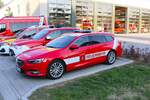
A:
[[16, 67, 21, 72]]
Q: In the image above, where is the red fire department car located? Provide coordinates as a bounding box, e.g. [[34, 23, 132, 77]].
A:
[[0, 16, 48, 36], [16, 32, 122, 79]]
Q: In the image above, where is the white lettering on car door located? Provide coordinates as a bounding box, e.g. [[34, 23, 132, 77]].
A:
[[85, 50, 109, 60], [64, 57, 80, 64]]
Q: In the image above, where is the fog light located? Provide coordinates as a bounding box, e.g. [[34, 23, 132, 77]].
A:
[[30, 71, 40, 74]]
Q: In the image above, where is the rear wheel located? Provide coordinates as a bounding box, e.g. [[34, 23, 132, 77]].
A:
[[47, 60, 65, 79], [106, 51, 116, 65]]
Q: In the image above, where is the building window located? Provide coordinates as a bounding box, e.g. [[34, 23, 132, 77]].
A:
[[141, 9, 150, 33], [115, 6, 127, 34], [96, 3, 112, 32], [75, 0, 94, 30], [129, 8, 140, 33], [48, 0, 71, 27]]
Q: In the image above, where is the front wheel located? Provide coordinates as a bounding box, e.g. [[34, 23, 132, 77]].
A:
[[47, 60, 65, 79], [9, 49, 14, 56], [106, 51, 116, 65]]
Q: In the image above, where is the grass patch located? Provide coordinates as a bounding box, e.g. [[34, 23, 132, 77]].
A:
[[29, 63, 150, 100]]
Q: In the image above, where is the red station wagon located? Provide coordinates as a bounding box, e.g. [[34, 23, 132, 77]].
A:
[[16, 32, 122, 79]]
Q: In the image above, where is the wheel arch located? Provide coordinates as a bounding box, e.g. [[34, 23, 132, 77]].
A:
[[109, 49, 116, 55], [49, 58, 67, 71]]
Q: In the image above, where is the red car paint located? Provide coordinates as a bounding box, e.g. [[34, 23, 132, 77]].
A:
[[16, 32, 122, 77]]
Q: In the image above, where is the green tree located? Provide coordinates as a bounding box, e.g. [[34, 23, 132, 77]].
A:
[[0, 0, 4, 8]]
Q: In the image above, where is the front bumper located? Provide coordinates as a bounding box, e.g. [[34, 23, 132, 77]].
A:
[[16, 59, 48, 77]]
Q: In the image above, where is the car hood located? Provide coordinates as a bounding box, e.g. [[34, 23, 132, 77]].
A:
[[13, 39, 41, 47], [17, 46, 59, 60]]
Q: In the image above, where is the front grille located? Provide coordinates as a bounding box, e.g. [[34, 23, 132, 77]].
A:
[[16, 59, 24, 67]]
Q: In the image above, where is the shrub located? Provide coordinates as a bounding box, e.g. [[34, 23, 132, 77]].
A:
[[123, 45, 150, 64]]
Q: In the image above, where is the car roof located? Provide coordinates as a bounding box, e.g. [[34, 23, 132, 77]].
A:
[[63, 32, 114, 37]]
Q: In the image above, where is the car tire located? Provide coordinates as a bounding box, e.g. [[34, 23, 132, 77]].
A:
[[47, 60, 65, 79], [106, 50, 116, 65], [9, 49, 14, 56]]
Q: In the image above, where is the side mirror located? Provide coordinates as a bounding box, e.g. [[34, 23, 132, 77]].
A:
[[70, 44, 79, 50], [45, 36, 52, 40]]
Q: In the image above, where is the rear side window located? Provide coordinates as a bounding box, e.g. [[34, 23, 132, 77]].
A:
[[73, 36, 89, 47], [88, 35, 106, 45], [10, 22, 39, 33], [0, 24, 6, 33], [105, 36, 114, 42]]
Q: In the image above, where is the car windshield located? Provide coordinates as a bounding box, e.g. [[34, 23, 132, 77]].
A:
[[31, 29, 49, 40], [15, 29, 25, 35], [17, 28, 36, 39], [46, 35, 76, 48]]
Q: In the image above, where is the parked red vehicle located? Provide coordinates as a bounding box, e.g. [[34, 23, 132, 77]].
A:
[[0, 28, 26, 41], [0, 16, 48, 36], [10, 28, 78, 56], [16, 32, 122, 79], [0, 26, 48, 55]]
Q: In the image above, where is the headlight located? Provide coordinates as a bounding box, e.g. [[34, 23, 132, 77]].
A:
[[28, 58, 45, 64]]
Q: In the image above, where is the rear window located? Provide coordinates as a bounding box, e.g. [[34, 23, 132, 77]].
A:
[[105, 36, 114, 42], [0, 24, 6, 33], [89, 35, 106, 43]]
